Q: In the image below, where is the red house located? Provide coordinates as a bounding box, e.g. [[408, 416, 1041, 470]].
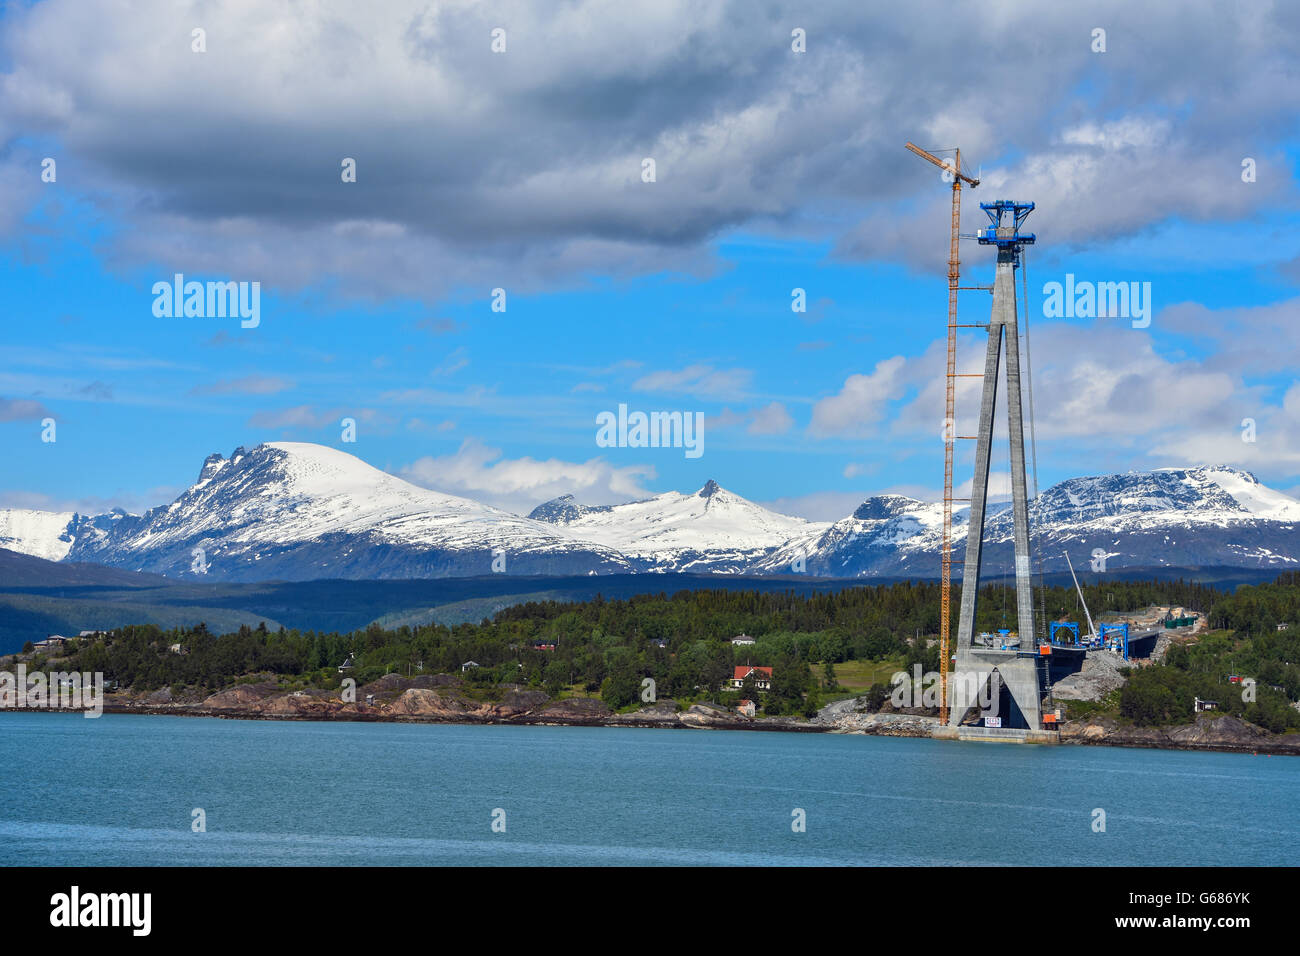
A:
[[731, 665, 773, 691]]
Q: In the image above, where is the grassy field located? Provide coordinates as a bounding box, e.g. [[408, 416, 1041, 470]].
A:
[[818, 657, 906, 701], [545, 657, 906, 706]]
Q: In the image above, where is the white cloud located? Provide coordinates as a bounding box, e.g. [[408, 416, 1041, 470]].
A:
[[0, 485, 181, 515], [708, 402, 794, 435], [400, 437, 657, 514], [6, 1, 1294, 298], [632, 364, 752, 400], [247, 405, 394, 430], [431, 347, 469, 378], [747, 402, 794, 435], [191, 375, 293, 396], [760, 490, 867, 522], [808, 356, 908, 438]]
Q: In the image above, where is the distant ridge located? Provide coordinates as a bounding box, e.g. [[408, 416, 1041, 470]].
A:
[[0, 444, 1296, 582]]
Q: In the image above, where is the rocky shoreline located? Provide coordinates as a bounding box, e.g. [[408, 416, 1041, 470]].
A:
[[813, 697, 1300, 755], [10, 675, 1299, 755], [83, 674, 824, 734]]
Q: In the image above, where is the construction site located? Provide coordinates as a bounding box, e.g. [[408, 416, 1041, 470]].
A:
[[904, 142, 1206, 744]]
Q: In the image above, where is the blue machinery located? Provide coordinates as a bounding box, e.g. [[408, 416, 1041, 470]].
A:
[[1049, 622, 1079, 644], [976, 200, 1036, 256], [1048, 620, 1129, 659]]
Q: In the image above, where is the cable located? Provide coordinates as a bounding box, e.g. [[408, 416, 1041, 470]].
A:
[[1021, 248, 1048, 643]]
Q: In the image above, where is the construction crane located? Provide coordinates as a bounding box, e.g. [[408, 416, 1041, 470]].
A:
[[904, 142, 979, 724], [1062, 550, 1099, 644]]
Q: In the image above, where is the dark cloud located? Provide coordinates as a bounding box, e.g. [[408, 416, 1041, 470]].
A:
[[0, 0, 1296, 299]]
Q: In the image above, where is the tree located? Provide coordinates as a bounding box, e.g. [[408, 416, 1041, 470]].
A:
[[543, 659, 569, 697], [863, 682, 890, 712], [600, 670, 639, 710], [822, 660, 840, 691]]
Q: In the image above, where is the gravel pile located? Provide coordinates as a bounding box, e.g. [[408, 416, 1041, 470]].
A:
[[1052, 651, 1129, 701]]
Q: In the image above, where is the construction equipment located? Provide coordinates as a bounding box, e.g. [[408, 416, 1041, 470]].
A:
[[1063, 551, 1099, 644], [904, 142, 979, 724], [1098, 621, 1131, 659]]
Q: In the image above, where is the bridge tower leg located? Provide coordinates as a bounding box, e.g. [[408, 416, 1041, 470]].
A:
[[949, 201, 1042, 731]]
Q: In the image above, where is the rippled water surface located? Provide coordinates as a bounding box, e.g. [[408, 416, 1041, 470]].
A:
[[2, 712, 1295, 865]]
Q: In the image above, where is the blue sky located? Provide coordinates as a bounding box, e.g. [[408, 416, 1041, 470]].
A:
[[2, 1, 1299, 519]]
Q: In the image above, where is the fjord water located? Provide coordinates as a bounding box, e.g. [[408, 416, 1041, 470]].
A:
[[2, 712, 1295, 866]]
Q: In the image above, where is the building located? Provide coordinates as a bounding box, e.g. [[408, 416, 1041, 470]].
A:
[[1194, 696, 1219, 712], [33, 636, 69, 650], [168, 643, 186, 655], [337, 654, 356, 673], [461, 660, 480, 672], [79, 630, 106, 638], [731, 665, 773, 691], [534, 643, 556, 651], [730, 634, 756, 646], [736, 699, 756, 717]]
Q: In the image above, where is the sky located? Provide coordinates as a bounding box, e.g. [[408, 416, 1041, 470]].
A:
[[2, 0, 1299, 520]]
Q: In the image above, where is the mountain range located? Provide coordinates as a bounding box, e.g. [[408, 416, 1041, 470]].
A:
[[1, 441, 1297, 582]]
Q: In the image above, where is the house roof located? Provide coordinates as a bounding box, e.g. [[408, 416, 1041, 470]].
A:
[[733, 665, 773, 681]]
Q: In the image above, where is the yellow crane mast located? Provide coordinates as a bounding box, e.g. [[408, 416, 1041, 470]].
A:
[[904, 142, 978, 723]]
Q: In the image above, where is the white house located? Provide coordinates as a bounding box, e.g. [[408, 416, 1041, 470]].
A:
[[730, 634, 756, 646]]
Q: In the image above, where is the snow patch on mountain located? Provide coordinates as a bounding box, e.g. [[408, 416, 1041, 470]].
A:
[[0, 508, 77, 561], [529, 478, 828, 571], [1, 447, 1297, 580]]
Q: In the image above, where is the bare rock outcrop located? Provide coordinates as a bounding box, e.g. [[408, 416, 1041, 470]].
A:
[[1052, 652, 1128, 701], [1060, 713, 1300, 754]]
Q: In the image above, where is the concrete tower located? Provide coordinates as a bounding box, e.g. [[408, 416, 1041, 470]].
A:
[[948, 200, 1042, 731]]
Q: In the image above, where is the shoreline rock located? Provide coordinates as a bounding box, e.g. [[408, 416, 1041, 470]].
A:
[[10, 681, 1299, 755]]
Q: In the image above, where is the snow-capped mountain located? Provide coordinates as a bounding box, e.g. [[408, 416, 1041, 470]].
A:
[[62, 443, 635, 580], [773, 466, 1300, 577], [2, 444, 1298, 581], [527, 479, 827, 572], [979, 466, 1300, 573], [751, 494, 952, 576], [0, 507, 78, 562]]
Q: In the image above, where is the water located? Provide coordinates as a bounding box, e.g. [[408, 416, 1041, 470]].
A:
[[2, 712, 1296, 865]]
